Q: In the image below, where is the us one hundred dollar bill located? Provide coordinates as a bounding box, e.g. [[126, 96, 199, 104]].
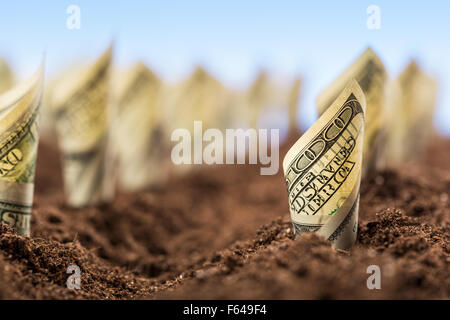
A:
[[113, 62, 169, 191], [0, 63, 44, 236], [386, 61, 438, 164], [283, 80, 366, 250], [165, 66, 231, 132], [316, 48, 386, 177], [50, 46, 113, 207]]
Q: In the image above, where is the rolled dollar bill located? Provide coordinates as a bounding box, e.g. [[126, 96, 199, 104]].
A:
[[316, 48, 386, 177], [386, 61, 438, 164], [165, 66, 231, 132], [0, 63, 44, 236], [283, 80, 366, 250], [113, 62, 169, 191], [50, 46, 113, 207], [39, 63, 81, 141]]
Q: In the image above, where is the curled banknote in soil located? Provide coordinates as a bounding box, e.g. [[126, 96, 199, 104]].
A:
[[0, 63, 44, 236], [166, 66, 231, 132], [386, 61, 438, 165], [113, 62, 169, 191], [283, 80, 366, 250], [50, 46, 113, 207]]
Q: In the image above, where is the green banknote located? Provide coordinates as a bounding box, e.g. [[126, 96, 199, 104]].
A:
[[284, 80, 366, 250], [0, 63, 44, 235], [50, 46, 113, 207]]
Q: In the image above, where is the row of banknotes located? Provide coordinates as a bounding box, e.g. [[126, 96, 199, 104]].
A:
[[41, 46, 302, 204], [0, 46, 438, 242], [0, 47, 301, 235]]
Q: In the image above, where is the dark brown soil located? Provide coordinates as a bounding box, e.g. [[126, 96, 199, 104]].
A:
[[0, 134, 448, 299]]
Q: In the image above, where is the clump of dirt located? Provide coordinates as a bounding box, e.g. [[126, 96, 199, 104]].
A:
[[0, 135, 448, 299], [0, 223, 154, 299], [156, 208, 449, 300]]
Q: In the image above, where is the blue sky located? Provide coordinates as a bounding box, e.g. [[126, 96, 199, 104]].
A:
[[0, 0, 449, 135]]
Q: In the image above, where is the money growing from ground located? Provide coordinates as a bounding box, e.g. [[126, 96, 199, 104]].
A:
[[50, 46, 114, 207], [283, 80, 366, 250], [113, 62, 169, 191], [386, 61, 438, 165], [0, 63, 44, 236]]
